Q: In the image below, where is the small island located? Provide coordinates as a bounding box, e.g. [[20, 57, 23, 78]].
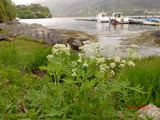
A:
[[16, 4, 52, 19]]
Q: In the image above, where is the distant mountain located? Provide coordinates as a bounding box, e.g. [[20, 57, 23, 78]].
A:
[[37, 0, 160, 16]]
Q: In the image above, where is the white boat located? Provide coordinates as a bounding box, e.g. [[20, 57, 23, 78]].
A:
[[143, 18, 160, 26], [97, 13, 109, 23], [110, 12, 129, 24]]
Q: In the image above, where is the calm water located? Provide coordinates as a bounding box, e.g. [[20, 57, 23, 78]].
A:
[[20, 17, 160, 56]]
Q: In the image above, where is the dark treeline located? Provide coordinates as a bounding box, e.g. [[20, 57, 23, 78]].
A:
[[0, 0, 16, 22]]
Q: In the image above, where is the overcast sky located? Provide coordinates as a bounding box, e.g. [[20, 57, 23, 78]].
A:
[[11, 0, 42, 5]]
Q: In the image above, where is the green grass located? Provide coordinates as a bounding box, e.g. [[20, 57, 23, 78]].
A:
[[0, 38, 52, 119], [118, 56, 160, 108], [0, 29, 8, 34], [16, 35, 47, 44], [0, 39, 51, 71], [0, 38, 160, 119]]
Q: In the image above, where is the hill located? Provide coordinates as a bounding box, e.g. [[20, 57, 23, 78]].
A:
[[38, 0, 160, 16]]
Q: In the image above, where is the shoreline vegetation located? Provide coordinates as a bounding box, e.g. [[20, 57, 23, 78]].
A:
[[16, 4, 52, 19]]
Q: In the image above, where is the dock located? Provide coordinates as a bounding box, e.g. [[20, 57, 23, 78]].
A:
[[75, 18, 97, 21], [130, 16, 160, 19]]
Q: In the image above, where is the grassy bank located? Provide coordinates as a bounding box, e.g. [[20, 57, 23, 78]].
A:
[[119, 56, 160, 107], [0, 39, 159, 119], [0, 40, 50, 71]]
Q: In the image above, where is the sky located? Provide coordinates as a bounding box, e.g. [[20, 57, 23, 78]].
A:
[[11, 0, 43, 5]]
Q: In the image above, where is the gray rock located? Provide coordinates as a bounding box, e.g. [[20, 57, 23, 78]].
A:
[[150, 31, 160, 44], [138, 104, 160, 120], [150, 31, 160, 37], [0, 34, 6, 41], [67, 37, 84, 50], [7, 19, 20, 25], [154, 37, 160, 43], [9, 23, 64, 45]]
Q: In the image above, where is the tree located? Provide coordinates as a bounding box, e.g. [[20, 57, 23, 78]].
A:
[[2, 0, 17, 20], [0, 0, 16, 22], [0, 1, 7, 22]]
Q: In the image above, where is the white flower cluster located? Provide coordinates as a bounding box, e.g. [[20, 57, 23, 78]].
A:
[[72, 68, 77, 77], [114, 57, 121, 63], [47, 55, 53, 61], [127, 44, 141, 59], [110, 62, 116, 69], [52, 44, 70, 56], [46, 43, 138, 79], [77, 53, 83, 63], [80, 42, 104, 57], [100, 64, 109, 73], [96, 57, 106, 64], [83, 63, 89, 67], [127, 61, 135, 67], [72, 61, 77, 66]]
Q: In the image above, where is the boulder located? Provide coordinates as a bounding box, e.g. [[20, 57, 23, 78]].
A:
[[9, 23, 64, 45], [67, 37, 84, 51], [138, 104, 160, 120]]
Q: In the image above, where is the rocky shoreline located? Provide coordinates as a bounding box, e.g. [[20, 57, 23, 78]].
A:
[[0, 20, 97, 50], [150, 30, 160, 44]]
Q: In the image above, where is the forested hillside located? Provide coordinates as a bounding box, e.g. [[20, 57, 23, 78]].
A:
[[16, 4, 52, 19], [0, 0, 16, 22], [39, 0, 160, 16]]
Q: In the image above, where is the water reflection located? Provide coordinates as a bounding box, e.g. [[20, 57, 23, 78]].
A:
[[109, 24, 129, 31], [96, 23, 129, 31]]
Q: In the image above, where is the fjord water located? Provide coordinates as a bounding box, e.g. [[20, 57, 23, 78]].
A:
[[20, 17, 160, 56]]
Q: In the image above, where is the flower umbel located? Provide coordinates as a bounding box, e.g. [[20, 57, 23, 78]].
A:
[[52, 44, 70, 56], [128, 61, 135, 67]]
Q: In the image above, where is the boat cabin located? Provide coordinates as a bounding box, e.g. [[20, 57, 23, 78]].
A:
[[112, 12, 123, 18], [98, 13, 107, 18]]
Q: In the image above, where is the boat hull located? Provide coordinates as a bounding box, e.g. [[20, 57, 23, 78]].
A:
[[110, 17, 129, 24], [97, 18, 109, 23], [129, 19, 143, 24], [110, 19, 119, 25], [100, 20, 109, 23], [143, 21, 160, 26]]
